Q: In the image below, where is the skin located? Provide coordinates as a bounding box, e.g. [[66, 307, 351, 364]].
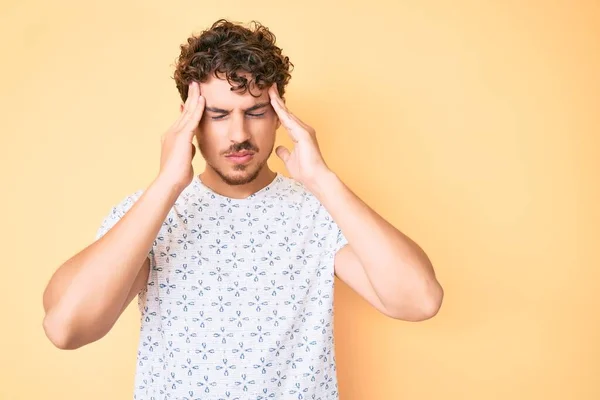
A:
[[189, 73, 281, 198], [190, 73, 444, 321], [42, 72, 443, 351]]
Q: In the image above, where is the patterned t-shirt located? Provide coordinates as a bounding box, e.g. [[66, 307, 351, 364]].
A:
[[95, 173, 348, 400]]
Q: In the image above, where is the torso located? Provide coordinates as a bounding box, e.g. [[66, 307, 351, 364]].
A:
[[132, 173, 343, 399]]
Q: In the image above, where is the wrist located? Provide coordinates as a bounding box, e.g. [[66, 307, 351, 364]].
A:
[[306, 169, 341, 200], [152, 174, 186, 202]]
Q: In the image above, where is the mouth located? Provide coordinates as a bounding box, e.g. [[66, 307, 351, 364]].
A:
[[225, 151, 255, 164]]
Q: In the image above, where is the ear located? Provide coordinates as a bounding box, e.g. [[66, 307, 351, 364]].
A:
[[180, 103, 184, 113]]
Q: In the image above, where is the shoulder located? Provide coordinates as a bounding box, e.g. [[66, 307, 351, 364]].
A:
[[276, 175, 319, 204], [95, 189, 145, 240], [276, 175, 322, 212], [276, 175, 346, 251], [108, 180, 199, 215], [275, 175, 334, 220], [98, 189, 145, 220]]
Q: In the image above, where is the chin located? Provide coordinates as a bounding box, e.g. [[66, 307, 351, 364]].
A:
[[216, 164, 262, 186]]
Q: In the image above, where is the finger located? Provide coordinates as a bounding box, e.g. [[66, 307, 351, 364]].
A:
[[177, 82, 199, 128], [268, 85, 289, 115], [288, 112, 314, 136], [182, 95, 205, 139], [269, 86, 312, 129], [275, 145, 291, 163], [269, 92, 307, 143], [268, 84, 316, 140], [184, 81, 199, 111], [268, 86, 294, 125]]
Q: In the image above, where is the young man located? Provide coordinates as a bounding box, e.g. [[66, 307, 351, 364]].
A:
[[42, 19, 443, 400]]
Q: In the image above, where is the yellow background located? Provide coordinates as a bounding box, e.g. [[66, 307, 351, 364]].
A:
[[1, 0, 598, 399]]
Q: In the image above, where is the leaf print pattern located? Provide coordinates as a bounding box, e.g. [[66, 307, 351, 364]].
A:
[[94, 173, 348, 399]]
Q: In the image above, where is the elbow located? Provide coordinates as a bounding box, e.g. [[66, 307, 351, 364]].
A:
[[417, 281, 444, 320], [42, 311, 81, 350], [384, 280, 444, 322]]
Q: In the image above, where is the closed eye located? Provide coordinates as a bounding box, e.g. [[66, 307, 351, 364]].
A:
[[210, 112, 266, 120], [247, 112, 266, 118]]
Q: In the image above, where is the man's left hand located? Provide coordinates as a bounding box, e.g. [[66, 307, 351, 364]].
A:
[[268, 84, 333, 191]]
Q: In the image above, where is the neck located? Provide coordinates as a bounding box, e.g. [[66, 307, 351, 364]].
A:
[[198, 166, 277, 199]]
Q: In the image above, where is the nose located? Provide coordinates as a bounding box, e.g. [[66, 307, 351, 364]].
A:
[[227, 113, 251, 144]]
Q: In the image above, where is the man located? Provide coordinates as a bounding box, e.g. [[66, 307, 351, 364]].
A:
[[42, 19, 443, 399]]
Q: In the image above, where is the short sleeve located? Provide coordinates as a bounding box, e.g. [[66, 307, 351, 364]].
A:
[[316, 203, 348, 255], [332, 223, 349, 254], [94, 190, 154, 258]]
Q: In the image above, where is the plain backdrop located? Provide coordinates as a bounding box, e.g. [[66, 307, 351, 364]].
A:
[[1, 0, 598, 399]]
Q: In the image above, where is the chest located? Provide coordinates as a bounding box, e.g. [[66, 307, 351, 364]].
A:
[[150, 202, 336, 304]]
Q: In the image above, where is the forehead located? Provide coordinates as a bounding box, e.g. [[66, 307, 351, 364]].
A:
[[199, 73, 269, 108]]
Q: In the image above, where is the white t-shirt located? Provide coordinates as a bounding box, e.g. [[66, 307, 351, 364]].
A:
[[95, 173, 348, 400]]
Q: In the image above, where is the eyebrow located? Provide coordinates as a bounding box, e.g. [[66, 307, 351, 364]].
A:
[[205, 102, 270, 114]]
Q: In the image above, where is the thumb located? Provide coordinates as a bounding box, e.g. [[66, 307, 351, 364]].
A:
[[275, 145, 291, 163]]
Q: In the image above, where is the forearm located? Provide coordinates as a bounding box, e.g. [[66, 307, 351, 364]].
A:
[[311, 171, 442, 314], [42, 175, 181, 348]]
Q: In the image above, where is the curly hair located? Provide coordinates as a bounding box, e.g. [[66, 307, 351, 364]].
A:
[[173, 19, 293, 101]]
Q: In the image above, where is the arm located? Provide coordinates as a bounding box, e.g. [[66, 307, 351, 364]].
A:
[[42, 81, 206, 349], [267, 84, 443, 322], [42, 178, 180, 349], [313, 172, 443, 321]]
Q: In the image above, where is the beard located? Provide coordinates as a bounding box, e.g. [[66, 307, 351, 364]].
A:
[[204, 140, 275, 186], [212, 161, 264, 185]]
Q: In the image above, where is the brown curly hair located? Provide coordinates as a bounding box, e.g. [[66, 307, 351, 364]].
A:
[[173, 19, 293, 101]]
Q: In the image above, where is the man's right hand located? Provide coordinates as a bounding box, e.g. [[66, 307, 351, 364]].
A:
[[158, 81, 205, 191]]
